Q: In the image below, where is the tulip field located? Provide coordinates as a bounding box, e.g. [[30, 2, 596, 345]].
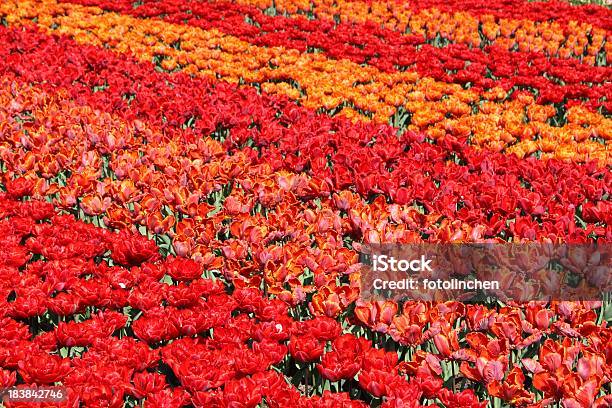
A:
[[0, 0, 611, 407]]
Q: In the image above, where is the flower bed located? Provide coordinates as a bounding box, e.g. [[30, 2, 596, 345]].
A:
[[0, 0, 610, 407]]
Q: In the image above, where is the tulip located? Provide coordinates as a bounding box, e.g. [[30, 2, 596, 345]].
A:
[[316, 350, 362, 382], [18, 352, 72, 384], [0, 368, 16, 388], [5, 177, 35, 198], [288, 335, 325, 363]]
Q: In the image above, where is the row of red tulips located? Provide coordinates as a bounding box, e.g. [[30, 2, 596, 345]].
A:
[[238, 0, 610, 64]]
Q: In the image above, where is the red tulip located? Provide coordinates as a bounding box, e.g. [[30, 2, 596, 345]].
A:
[[317, 351, 358, 382], [358, 369, 397, 397], [131, 371, 167, 399], [165, 256, 202, 281], [0, 368, 16, 388], [5, 177, 35, 198], [18, 352, 72, 384], [288, 334, 325, 363]]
